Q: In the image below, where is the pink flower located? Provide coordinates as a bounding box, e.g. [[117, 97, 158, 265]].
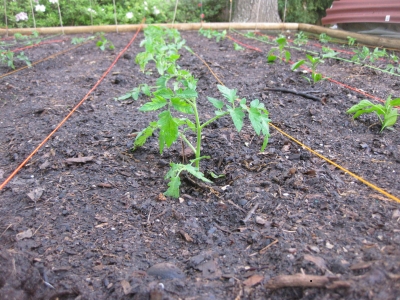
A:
[[15, 12, 28, 22]]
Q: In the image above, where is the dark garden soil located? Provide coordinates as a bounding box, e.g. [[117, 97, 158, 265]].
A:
[[0, 29, 400, 300]]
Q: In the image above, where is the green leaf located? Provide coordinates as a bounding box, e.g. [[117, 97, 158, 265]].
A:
[[164, 176, 181, 198], [217, 85, 237, 103], [133, 122, 157, 149], [176, 88, 197, 99], [171, 97, 194, 114], [139, 96, 167, 111], [312, 73, 323, 83], [261, 134, 269, 152], [229, 107, 245, 132], [157, 110, 179, 150], [249, 107, 262, 135], [141, 84, 151, 96], [276, 36, 287, 46], [207, 97, 224, 109], [154, 88, 174, 99], [291, 60, 305, 71], [167, 64, 177, 75], [156, 76, 168, 88], [285, 51, 291, 62], [260, 113, 270, 136], [209, 171, 225, 179], [184, 119, 196, 132], [346, 100, 375, 114], [156, 59, 167, 75], [382, 109, 398, 131], [183, 164, 212, 183], [267, 55, 277, 63], [389, 98, 400, 106], [169, 54, 180, 62]]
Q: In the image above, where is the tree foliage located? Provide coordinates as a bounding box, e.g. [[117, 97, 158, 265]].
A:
[[278, 0, 334, 24]]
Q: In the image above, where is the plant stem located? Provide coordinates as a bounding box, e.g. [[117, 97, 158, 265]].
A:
[[179, 133, 196, 155], [193, 102, 202, 170], [200, 111, 229, 129]]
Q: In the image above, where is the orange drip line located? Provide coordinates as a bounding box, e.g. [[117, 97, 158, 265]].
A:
[[238, 33, 387, 104], [226, 35, 262, 52], [186, 45, 400, 204], [0, 24, 144, 191], [0, 42, 89, 80], [11, 39, 66, 53]]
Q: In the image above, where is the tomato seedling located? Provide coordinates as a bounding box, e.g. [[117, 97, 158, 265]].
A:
[[346, 96, 400, 132]]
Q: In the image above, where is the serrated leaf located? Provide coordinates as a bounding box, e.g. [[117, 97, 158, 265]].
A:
[[156, 76, 168, 88], [171, 97, 194, 114], [260, 113, 270, 136], [156, 60, 166, 75], [164, 176, 181, 198], [154, 88, 174, 99], [250, 99, 265, 110], [167, 63, 177, 75], [114, 92, 134, 101], [141, 84, 151, 96], [183, 164, 212, 183], [291, 60, 305, 71], [139, 96, 167, 111], [217, 85, 237, 103], [169, 53, 180, 62], [133, 123, 157, 149], [176, 88, 197, 99], [229, 107, 245, 132], [207, 97, 224, 109], [185, 119, 196, 132], [157, 110, 179, 150], [249, 107, 262, 135], [135, 52, 153, 71]]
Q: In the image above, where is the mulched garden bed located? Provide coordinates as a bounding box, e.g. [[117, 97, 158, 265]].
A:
[[0, 29, 399, 299]]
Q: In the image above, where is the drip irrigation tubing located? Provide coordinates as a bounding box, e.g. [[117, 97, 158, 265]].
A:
[[10, 39, 67, 53], [246, 30, 400, 79], [0, 24, 144, 191], [186, 45, 400, 205], [0, 41, 89, 80], [227, 33, 387, 104], [226, 35, 262, 52]]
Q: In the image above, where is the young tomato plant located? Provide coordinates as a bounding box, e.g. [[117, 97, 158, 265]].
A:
[[198, 28, 227, 42], [293, 31, 308, 46], [0, 50, 31, 69], [346, 96, 400, 132], [318, 33, 331, 44], [233, 42, 244, 51], [291, 54, 325, 84], [124, 26, 270, 198], [267, 36, 291, 63], [96, 32, 115, 51], [347, 36, 356, 46]]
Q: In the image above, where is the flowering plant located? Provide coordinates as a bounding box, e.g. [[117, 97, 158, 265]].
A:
[[15, 12, 28, 22], [35, 4, 46, 12]]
